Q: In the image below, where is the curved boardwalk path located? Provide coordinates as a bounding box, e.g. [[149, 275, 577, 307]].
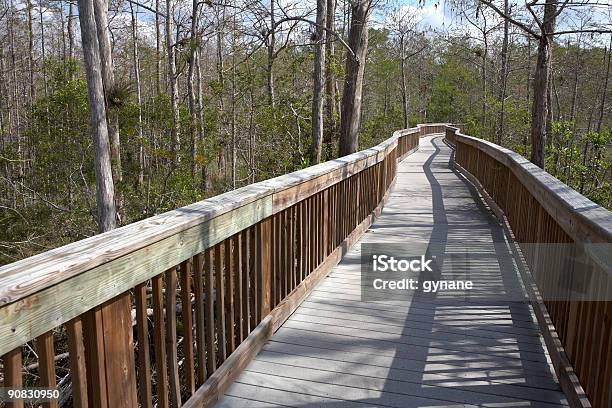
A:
[[216, 135, 570, 407]]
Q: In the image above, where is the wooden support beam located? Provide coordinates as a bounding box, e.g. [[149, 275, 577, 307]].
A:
[[133, 284, 152, 408], [2, 348, 24, 408], [257, 218, 272, 317], [66, 318, 88, 408]]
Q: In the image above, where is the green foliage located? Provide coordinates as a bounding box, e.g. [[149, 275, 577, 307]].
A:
[[545, 122, 611, 209], [427, 57, 477, 123]]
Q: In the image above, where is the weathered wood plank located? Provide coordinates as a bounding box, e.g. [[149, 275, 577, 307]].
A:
[[82, 306, 108, 408], [180, 260, 196, 396], [240, 231, 250, 340], [152, 274, 169, 408], [134, 283, 152, 408], [233, 233, 244, 343], [215, 244, 227, 362], [66, 317, 88, 408], [193, 253, 207, 385], [36, 331, 57, 408], [100, 293, 138, 408], [224, 239, 236, 355], [248, 227, 258, 329], [0, 197, 272, 356], [0, 187, 274, 308], [2, 347, 24, 408], [204, 248, 216, 375], [257, 219, 272, 317], [165, 268, 182, 408]]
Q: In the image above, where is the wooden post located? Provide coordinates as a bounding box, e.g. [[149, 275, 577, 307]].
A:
[[66, 318, 89, 408], [83, 293, 137, 408], [2, 348, 24, 408], [257, 218, 272, 316], [36, 331, 57, 408]]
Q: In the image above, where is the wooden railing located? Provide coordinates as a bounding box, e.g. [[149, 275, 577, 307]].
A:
[[0, 124, 446, 408], [445, 126, 612, 408]]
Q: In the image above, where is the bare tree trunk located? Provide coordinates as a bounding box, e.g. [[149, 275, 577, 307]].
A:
[[230, 14, 237, 188], [545, 69, 553, 143], [38, 0, 48, 100], [323, 0, 337, 150], [569, 40, 580, 126], [166, 0, 180, 162], [130, 0, 144, 189], [26, 0, 35, 107], [593, 36, 611, 188], [195, 48, 208, 192], [216, 8, 226, 177], [68, 0, 75, 63], [93, 0, 121, 180], [78, 0, 116, 233], [529, 0, 556, 169], [267, 0, 276, 108], [496, 0, 509, 144], [531, 36, 551, 168], [400, 35, 409, 129], [311, 0, 327, 163], [481, 35, 488, 138], [339, 0, 370, 157], [596, 35, 611, 134], [60, 2, 67, 66], [7, 4, 22, 183], [188, 0, 199, 178], [155, 0, 161, 95]]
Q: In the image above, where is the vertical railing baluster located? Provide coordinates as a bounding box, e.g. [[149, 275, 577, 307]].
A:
[[180, 259, 196, 395], [204, 248, 216, 375], [193, 253, 207, 385]]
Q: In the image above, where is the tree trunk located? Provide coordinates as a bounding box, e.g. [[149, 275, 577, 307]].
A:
[[68, 0, 75, 63], [93, 0, 122, 225], [216, 9, 226, 177], [166, 0, 180, 162], [130, 1, 144, 189], [593, 36, 611, 188], [155, 0, 161, 95], [38, 0, 48, 100], [569, 41, 579, 126], [231, 15, 237, 188], [323, 0, 337, 151], [481, 36, 488, 138], [496, 0, 509, 144], [77, 0, 116, 233], [545, 70, 553, 143], [400, 35, 409, 129], [339, 0, 371, 157], [311, 0, 327, 163], [267, 0, 276, 108], [530, 35, 551, 168], [195, 48, 208, 192], [596, 36, 611, 134], [188, 0, 199, 178], [529, 0, 556, 169], [26, 0, 35, 107]]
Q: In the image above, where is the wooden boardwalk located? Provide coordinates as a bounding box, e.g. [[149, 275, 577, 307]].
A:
[[216, 135, 570, 407]]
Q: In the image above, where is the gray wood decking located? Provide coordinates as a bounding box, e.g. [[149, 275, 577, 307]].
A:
[[215, 135, 569, 407]]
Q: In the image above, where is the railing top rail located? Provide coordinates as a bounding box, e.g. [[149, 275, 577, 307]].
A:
[[451, 128, 612, 243], [0, 125, 436, 309]]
